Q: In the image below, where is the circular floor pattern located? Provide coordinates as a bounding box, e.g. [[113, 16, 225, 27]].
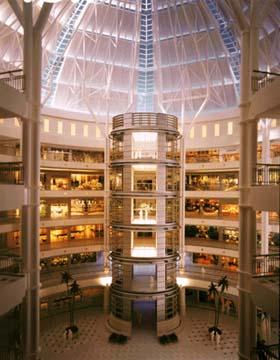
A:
[[40, 307, 239, 360]]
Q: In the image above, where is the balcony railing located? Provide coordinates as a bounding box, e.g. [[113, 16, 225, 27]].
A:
[[112, 113, 178, 131], [252, 343, 279, 360], [0, 162, 24, 185], [0, 255, 23, 274], [253, 163, 280, 185], [0, 69, 25, 92], [0, 346, 23, 360], [186, 154, 240, 164], [252, 69, 280, 93], [253, 254, 279, 277]]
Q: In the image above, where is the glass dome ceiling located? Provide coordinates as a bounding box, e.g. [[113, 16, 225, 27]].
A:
[[0, 0, 279, 122]]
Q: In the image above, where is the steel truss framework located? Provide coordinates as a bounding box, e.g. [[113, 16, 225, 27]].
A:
[[0, 0, 279, 122]]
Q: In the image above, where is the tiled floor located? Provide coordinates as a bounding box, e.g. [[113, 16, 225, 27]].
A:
[[40, 306, 239, 360]]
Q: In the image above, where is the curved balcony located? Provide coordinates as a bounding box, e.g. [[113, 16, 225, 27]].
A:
[[112, 112, 178, 133]]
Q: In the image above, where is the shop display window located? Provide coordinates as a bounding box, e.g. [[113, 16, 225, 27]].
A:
[[0, 231, 20, 250], [0, 209, 20, 221], [186, 149, 219, 163], [193, 253, 219, 266], [185, 199, 219, 217], [50, 202, 68, 218], [40, 172, 47, 190], [270, 143, 280, 158], [132, 198, 156, 224], [50, 229, 68, 243], [269, 212, 279, 224], [185, 172, 238, 191], [40, 200, 48, 218], [40, 252, 97, 272], [200, 199, 219, 216], [40, 228, 48, 244], [269, 232, 280, 247], [41, 146, 104, 163], [72, 150, 104, 163], [0, 142, 20, 157], [223, 228, 239, 244], [50, 176, 69, 190], [70, 173, 104, 190], [193, 253, 238, 271], [220, 204, 239, 218], [221, 256, 238, 271], [70, 225, 104, 242], [185, 225, 218, 240], [70, 252, 96, 264], [70, 199, 104, 216]]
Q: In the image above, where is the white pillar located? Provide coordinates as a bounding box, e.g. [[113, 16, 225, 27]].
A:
[[104, 137, 110, 271], [261, 119, 271, 254], [179, 136, 185, 270], [238, 28, 257, 360], [20, 3, 53, 359]]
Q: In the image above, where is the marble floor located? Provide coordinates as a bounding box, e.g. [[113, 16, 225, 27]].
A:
[[40, 306, 239, 360]]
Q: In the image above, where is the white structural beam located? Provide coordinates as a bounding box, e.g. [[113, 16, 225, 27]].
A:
[[7, 1, 54, 359]]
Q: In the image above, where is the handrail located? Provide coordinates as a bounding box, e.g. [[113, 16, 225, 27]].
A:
[[0, 69, 25, 92], [253, 253, 279, 277], [0, 346, 23, 360], [253, 69, 280, 77], [0, 255, 23, 274], [252, 343, 279, 360], [253, 163, 280, 185], [0, 69, 23, 76], [251, 70, 279, 93], [0, 161, 24, 185]]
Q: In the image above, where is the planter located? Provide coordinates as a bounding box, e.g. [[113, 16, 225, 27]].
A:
[[208, 327, 222, 344]]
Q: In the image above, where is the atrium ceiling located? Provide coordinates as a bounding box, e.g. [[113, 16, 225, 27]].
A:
[[0, 0, 279, 122]]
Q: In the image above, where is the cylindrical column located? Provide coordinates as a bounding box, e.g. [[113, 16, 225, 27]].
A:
[[238, 28, 257, 360], [108, 113, 181, 336]]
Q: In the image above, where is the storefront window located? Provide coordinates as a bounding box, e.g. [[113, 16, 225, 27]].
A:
[[70, 199, 104, 216], [223, 228, 239, 244], [185, 172, 238, 191], [220, 204, 239, 218], [50, 229, 68, 243], [50, 177, 69, 190], [70, 173, 104, 190], [50, 203, 68, 218], [40, 200, 48, 218]]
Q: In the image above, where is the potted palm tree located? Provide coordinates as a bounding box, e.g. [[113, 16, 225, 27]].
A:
[[68, 280, 82, 335], [208, 275, 229, 342], [61, 271, 73, 295]]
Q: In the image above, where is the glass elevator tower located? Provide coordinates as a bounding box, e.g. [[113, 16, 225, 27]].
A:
[[108, 112, 181, 336]]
